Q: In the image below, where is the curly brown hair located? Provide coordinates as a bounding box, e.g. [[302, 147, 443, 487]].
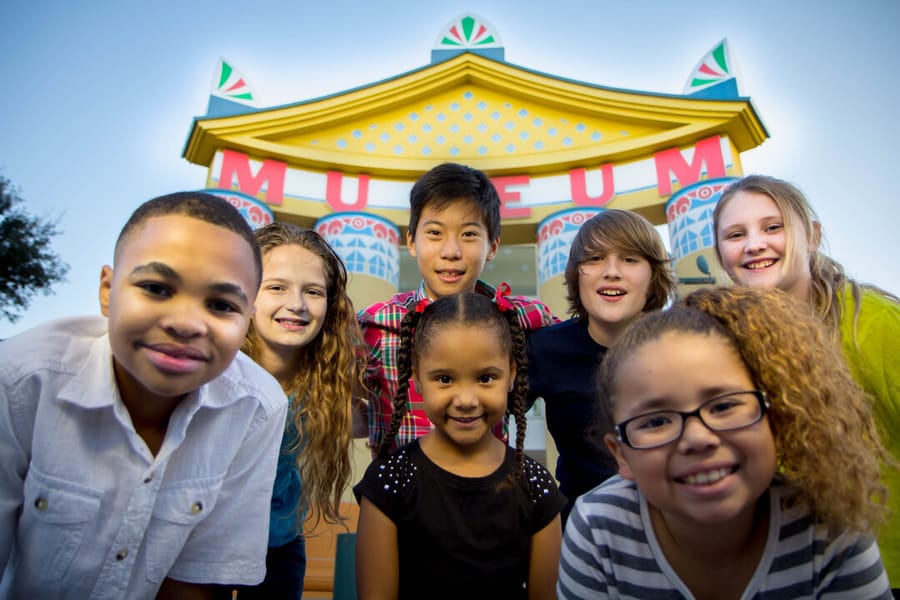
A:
[[242, 222, 367, 529], [597, 286, 889, 534], [378, 292, 530, 486]]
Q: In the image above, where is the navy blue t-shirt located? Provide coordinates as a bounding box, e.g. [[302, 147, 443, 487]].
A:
[[526, 318, 617, 517]]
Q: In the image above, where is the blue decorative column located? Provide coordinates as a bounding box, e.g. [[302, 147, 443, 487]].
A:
[[536, 208, 603, 317], [665, 177, 737, 294], [315, 212, 400, 308]]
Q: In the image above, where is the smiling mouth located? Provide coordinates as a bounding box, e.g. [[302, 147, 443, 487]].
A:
[[449, 415, 483, 424], [745, 259, 776, 270], [276, 318, 309, 327], [678, 466, 736, 486], [147, 343, 207, 361], [599, 290, 625, 297]]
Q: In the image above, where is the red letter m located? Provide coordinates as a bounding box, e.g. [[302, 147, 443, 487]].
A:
[[218, 149, 286, 205], [654, 136, 726, 196]]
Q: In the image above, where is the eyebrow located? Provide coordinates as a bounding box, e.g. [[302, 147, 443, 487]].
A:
[[130, 262, 250, 305], [421, 218, 485, 229], [626, 386, 747, 413]]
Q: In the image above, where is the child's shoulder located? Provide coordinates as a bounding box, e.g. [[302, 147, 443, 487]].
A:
[[474, 280, 559, 329], [0, 315, 108, 375], [356, 442, 420, 498], [205, 351, 287, 418], [527, 317, 583, 344], [357, 289, 420, 325]]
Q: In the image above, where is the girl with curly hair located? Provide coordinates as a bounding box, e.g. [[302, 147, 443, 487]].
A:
[[236, 222, 366, 599], [558, 286, 891, 599], [355, 290, 566, 599], [713, 175, 900, 584]]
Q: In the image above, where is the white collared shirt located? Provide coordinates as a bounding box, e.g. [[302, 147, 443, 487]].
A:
[[0, 316, 288, 599]]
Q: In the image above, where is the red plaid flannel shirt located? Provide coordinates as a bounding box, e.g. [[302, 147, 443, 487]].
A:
[[358, 280, 559, 453]]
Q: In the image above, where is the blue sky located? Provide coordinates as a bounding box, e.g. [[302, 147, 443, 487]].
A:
[[1, 0, 898, 338]]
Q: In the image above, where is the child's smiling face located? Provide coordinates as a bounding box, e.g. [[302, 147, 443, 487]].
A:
[[414, 322, 513, 452], [99, 214, 258, 409], [605, 330, 777, 530], [253, 244, 328, 360], [406, 199, 498, 300]]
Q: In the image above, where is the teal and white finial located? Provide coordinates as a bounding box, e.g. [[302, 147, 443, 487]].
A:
[[431, 13, 504, 63], [684, 39, 738, 99], [206, 59, 258, 117]]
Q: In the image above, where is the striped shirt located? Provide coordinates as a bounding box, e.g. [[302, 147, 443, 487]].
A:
[[558, 476, 891, 599], [358, 280, 558, 451]]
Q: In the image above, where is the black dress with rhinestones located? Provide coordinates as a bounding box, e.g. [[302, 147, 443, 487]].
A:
[[354, 439, 566, 599]]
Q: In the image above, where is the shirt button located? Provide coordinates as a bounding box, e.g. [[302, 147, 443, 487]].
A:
[[34, 497, 49, 511], [191, 502, 203, 515], [115, 549, 128, 561]]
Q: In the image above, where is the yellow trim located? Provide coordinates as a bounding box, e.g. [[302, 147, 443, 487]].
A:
[[184, 53, 766, 177]]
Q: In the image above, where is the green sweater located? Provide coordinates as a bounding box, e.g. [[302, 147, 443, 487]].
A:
[[840, 284, 900, 586]]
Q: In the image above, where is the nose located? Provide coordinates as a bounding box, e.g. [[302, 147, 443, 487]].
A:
[[452, 386, 479, 411], [602, 257, 622, 279], [440, 237, 462, 260], [744, 230, 768, 254], [676, 414, 720, 453], [160, 299, 208, 339], [285, 290, 306, 312]]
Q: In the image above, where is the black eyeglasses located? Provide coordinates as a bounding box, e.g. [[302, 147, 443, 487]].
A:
[[615, 390, 769, 450]]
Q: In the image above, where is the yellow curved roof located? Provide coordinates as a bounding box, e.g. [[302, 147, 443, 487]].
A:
[[184, 53, 767, 177]]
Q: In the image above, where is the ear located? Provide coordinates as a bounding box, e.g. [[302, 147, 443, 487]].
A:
[[486, 236, 499, 263], [604, 432, 635, 481], [98, 265, 114, 317], [406, 229, 417, 258], [810, 220, 822, 251], [411, 367, 419, 394], [508, 363, 517, 392]]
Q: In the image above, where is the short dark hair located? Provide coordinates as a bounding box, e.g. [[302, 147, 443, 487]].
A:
[[408, 163, 500, 242], [115, 191, 262, 287]]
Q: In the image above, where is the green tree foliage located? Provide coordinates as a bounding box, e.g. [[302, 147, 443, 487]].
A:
[[0, 176, 69, 322]]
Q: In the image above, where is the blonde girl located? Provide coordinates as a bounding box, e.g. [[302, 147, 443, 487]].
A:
[[238, 222, 366, 599], [713, 175, 900, 583], [559, 286, 891, 599]]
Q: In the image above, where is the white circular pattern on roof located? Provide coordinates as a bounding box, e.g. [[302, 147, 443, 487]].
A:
[[313, 89, 625, 160]]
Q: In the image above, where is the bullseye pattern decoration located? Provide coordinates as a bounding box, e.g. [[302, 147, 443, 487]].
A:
[[203, 189, 273, 229], [665, 178, 736, 261], [536, 209, 603, 285], [315, 212, 400, 287]]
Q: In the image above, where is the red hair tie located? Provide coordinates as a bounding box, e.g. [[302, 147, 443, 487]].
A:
[[494, 282, 513, 312], [414, 298, 431, 313]]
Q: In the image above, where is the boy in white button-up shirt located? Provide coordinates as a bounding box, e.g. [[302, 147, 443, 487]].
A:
[[0, 192, 288, 599]]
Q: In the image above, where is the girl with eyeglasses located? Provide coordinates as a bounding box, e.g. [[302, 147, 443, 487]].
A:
[[558, 286, 892, 599]]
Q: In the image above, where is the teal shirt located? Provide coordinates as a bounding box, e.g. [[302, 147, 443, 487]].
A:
[[269, 406, 304, 547]]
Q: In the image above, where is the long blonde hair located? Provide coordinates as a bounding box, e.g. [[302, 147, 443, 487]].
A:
[[243, 223, 366, 528], [713, 175, 898, 341]]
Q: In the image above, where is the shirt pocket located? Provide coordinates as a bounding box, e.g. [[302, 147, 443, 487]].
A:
[[145, 478, 223, 583], [20, 468, 103, 582]]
